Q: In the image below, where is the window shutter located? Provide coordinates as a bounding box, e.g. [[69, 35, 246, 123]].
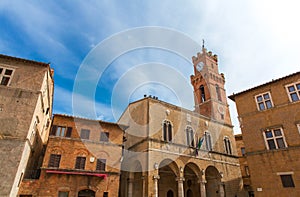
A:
[[66, 127, 72, 137], [50, 125, 57, 136]]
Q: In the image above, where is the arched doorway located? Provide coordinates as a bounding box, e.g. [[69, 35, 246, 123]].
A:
[[187, 189, 193, 197], [205, 166, 222, 197], [158, 159, 179, 197], [184, 163, 200, 197], [167, 189, 174, 197], [131, 161, 143, 197], [123, 160, 144, 197], [78, 189, 95, 197]]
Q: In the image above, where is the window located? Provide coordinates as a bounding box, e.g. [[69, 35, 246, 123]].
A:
[[204, 132, 212, 151], [286, 82, 300, 102], [58, 191, 69, 197], [48, 154, 61, 168], [264, 128, 287, 150], [103, 192, 108, 197], [0, 67, 14, 86], [186, 126, 195, 147], [297, 124, 300, 134], [163, 120, 172, 142], [75, 156, 86, 169], [245, 166, 250, 176], [255, 92, 273, 111], [96, 159, 106, 171], [80, 129, 90, 139], [50, 125, 72, 137], [280, 175, 295, 187], [200, 85, 206, 102], [224, 137, 232, 155], [241, 147, 246, 156], [216, 85, 222, 101], [100, 132, 109, 142]]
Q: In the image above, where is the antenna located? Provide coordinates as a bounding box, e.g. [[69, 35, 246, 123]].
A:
[[202, 39, 205, 49]]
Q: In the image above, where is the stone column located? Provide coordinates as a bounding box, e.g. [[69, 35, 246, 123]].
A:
[[176, 177, 185, 197], [198, 179, 207, 197], [127, 178, 133, 197], [218, 182, 225, 197], [153, 175, 160, 197], [141, 176, 145, 197]]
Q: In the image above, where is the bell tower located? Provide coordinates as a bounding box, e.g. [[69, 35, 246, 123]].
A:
[[190, 46, 232, 125]]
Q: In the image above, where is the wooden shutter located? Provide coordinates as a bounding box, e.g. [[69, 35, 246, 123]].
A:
[[50, 125, 57, 136], [66, 127, 72, 137]]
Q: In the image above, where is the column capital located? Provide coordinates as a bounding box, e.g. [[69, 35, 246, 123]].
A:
[[153, 175, 160, 180], [176, 177, 185, 182], [198, 179, 207, 184]]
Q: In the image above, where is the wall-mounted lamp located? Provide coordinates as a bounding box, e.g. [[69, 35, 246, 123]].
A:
[[154, 162, 159, 170], [220, 172, 224, 178]]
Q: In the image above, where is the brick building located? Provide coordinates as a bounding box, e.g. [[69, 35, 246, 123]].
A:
[[118, 47, 246, 197], [229, 72, 300, 196], [0, 54, 54, 196], [234, 134, 253, 196], [18, 114, 126, 197]]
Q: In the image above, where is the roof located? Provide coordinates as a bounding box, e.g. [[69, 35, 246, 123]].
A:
[[54, 114, 129, 130], [0, 54, 50, 67], [228, 71, 300, 101]]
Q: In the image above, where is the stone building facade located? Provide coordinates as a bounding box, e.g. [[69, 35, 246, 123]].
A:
[[234, 134, 253, 196], [18, 114, 126, 197], [229, 72, 300, 196], [0, 54, 54, 196], [118, 48, 245, 197]]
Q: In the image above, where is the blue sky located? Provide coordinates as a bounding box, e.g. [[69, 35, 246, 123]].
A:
[[1, 0, 300, 133]]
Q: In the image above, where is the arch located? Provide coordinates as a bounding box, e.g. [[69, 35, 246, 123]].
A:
[[74, 148, 89, 157], [205, 166, 222, 197], [187, 189, 193, 197], [159, 159, 180, 177], [78, 189, 95, 197], [184, 163, 201, 197], [159, 159, 179, 197], [49, 146, 64, 154], [167, 189, 174, 197]]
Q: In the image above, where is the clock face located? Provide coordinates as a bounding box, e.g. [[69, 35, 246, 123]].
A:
[[196, 61, 204, 71]]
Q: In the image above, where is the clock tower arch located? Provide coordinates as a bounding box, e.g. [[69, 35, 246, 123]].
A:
[[190, 46, 232, 125]]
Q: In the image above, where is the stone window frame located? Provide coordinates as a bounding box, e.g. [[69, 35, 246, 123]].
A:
[[285, 81, 300, 102], [50, 125, 72, 138], [48, 154, 61, 168], [96, 158, 106, 171], [262, 127, 287, 150], [277, 172, 295, 188], [100, 132, 109, 142], [75, 156, 86, 170], [255, 91, 273, 111], [58, 191, 69, 197], [223, 136, 232, 155], [80, 129, 90, 140], [185, 126, 195, 147], [162, 120, 173, 142], [241, 147, 246, 156], [204, 131, 212, 151], [0, 65, 15, 86]]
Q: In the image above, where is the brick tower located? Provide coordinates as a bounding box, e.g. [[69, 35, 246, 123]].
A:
[[190, 46, 232, 125]]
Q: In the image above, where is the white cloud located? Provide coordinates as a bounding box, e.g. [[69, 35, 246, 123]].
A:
[[54, 85, 114, 122]]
